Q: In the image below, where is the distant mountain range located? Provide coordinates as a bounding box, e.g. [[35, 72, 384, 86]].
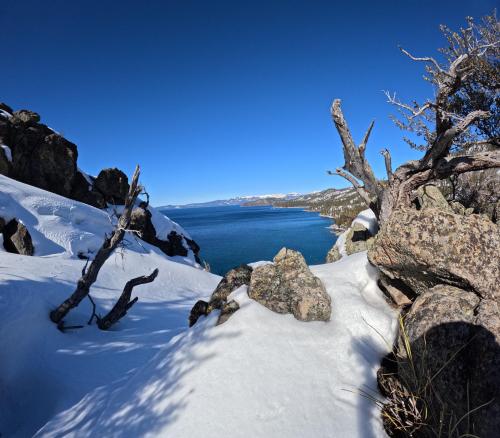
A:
[[157, 193, 302, 209], [158, 188, 366, 228]]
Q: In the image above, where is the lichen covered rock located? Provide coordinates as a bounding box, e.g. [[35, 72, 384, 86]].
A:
[[249, 248, 331, 322], [368, 207, 500, 300]]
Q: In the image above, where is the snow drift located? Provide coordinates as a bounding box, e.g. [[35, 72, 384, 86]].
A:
[[0, 175, 397, 437]]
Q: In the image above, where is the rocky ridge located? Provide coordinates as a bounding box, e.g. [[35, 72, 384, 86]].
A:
[[0, 103, 200, 261]]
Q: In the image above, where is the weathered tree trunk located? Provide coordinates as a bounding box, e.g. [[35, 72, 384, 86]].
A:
[[329, 99, 500, 226], [97, 268, 159, 330], [50, 165, 142, 325]]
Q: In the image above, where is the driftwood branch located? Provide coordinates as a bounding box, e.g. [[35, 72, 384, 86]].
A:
[[50, 165, 142, 325], [97, 268, 159, 330]]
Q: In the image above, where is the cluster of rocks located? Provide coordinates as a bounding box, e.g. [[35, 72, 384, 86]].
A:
[[0, 102, 200, 262], [368, 184, 499, 437], [0, 217, 34, 255], [190, 248, 332, 327]]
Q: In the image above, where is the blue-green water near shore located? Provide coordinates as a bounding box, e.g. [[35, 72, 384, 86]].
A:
[[160, 205, 337, 276]]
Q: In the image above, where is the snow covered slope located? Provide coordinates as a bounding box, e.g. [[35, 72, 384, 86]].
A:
[[0, 176, 397, 437], [0, 174, 197, 264]]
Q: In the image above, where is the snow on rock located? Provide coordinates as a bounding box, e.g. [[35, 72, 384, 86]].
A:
[[1, 144, 12, 162], [33, 253, 397, 438], [331, 209, 378, 258], [352, 208, 378, 235]]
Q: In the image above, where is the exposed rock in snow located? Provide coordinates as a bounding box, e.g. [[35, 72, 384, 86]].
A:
[[326, 209, 377, 263], [249, 247, 331, 322], [189, 264, 253, 326], [1, 217, 34, 255]]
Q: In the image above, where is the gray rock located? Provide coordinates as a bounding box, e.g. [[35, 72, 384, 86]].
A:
[[188, 264, 252, 327], [416, 184, 452, 211], [326, 221, 374, 263], [12, 109, 40, 124], [345, 222, 374, 255], [217, 300, 240, 325], [450, 201, 474, 216], [209, 264, 253, 309], [396, 285, 499, 437], [368, 207, 500, 300], [2, 219, 34, 255], [248, 248, 331, 322], [326, 245, 341, 263], [94, 168, 130, 205]]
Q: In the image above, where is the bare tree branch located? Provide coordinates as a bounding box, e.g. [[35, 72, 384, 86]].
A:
[[327, 168, 373, 206], [330, 100, 380, 197], [50, 165, 143, 325], [399, 46, 447, 75], [97, 268, 159, 330]]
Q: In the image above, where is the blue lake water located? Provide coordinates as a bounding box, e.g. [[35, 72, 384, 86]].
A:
[[160, 205, 337, 276]]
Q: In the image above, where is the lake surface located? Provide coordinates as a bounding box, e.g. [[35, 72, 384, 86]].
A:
[[160, 205, 337, 275]]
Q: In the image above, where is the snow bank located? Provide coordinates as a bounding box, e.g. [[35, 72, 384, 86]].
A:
[[0, 175, 197, 264], [34, 253, 397, 438], [0, 178, 396, 437]]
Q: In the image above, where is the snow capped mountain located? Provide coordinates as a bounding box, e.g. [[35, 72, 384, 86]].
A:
[[158, 192, 303, 209]]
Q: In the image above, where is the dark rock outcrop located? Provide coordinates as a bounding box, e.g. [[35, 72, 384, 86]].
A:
[[93, 168, 129, 205], [249, 248, 331, 322], [189, 264, 253, 327], [0, 103, 132, 208], [70, 171, 106, 209], [189, 300, 210, 327], [1, 218, 34, 255], [395, 285, 499, 437], [129, 204, 201, 262], [368, 207, 500, 300], [10, 127, 78, 198]]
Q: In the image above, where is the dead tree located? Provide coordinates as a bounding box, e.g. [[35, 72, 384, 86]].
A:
[[50, 165, 143, 326], [97, 268, 159, 330], [328, 14, 500, 225]]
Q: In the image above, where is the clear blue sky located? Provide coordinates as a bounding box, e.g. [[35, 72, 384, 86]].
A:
[[1, 0, 495, 205]]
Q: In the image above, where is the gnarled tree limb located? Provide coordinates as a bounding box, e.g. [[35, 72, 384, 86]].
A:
[[97, 268, 159, 330], [50, 165, 142, 325]]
